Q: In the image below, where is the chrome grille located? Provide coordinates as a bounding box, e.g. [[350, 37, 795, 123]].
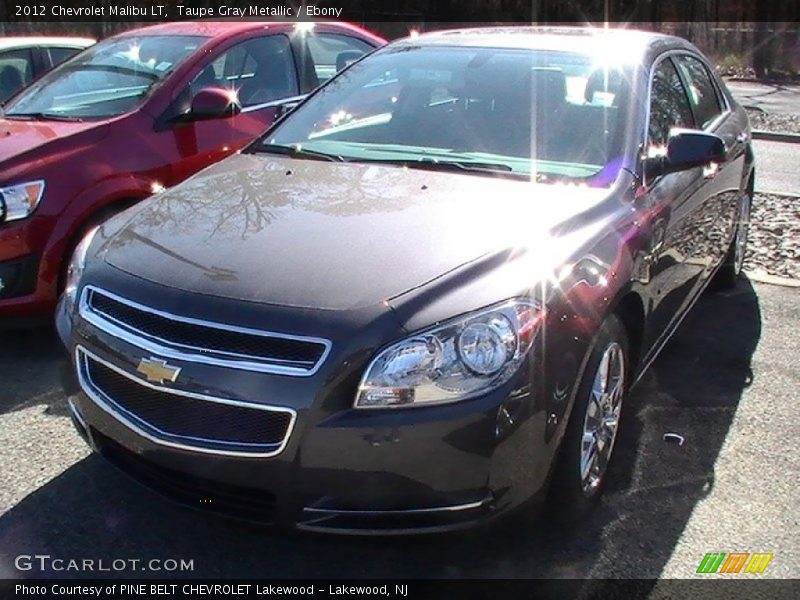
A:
[[76, 347, 295, 457], [79, 286, 331, 376]]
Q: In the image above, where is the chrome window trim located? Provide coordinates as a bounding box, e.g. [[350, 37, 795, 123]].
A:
[[75, 345, 297, 458], [79, 285, 332, 377], [672, 52, 731, 127], [241, 94, 306, 113], [642, 49, 732, 153]]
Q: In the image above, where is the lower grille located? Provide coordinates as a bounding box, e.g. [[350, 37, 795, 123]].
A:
[[77, 347, 295, 457], [0, 254, 39, 299], [95, 430, 277, 523]]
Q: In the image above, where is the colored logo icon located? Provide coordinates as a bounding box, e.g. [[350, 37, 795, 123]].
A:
[[696, 552, 773, 574]]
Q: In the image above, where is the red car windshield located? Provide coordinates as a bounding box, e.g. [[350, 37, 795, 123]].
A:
[[4, 35, 206, 120]]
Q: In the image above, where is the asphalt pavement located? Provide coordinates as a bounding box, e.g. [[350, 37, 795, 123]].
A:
[[0, 279, 797, 581], [725, 81, 799, 196], [752, 139, 799, 196], [727, 81, 800, 116]]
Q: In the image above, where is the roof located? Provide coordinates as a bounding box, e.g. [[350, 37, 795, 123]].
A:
[[395, 26, 689, 64], [115, 21, 272, 38], [114, 20, 382, 41], [0, 37, 95, 50]]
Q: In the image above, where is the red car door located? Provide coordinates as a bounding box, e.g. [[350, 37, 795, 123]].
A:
[[155, 33, 302, 186]]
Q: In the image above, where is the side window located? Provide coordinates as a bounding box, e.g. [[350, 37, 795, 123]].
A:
[[47, 47, 83, 68], [0, 48, 34, 103], [306, 33, 373, 84], [648, 58, 695, 149], [188, 35, 298, 108], [675, 55, 724, 129]]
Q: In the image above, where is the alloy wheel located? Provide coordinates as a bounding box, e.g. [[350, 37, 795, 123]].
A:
[[579, 341, 626, 495]]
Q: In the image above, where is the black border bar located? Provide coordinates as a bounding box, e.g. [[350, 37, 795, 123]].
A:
[[1, 0, 797, 23], [3, 579, 800, 600]]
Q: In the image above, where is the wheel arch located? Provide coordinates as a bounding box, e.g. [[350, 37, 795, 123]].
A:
[[56, 194, 143, 292], [608, 289, 647, 380]]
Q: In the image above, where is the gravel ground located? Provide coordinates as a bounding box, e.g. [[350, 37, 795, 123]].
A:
[[746, 109, 800, 134], [745, 192, 800, 280]]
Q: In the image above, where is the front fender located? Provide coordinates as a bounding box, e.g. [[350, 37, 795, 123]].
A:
[[37, 175, 152, 295]]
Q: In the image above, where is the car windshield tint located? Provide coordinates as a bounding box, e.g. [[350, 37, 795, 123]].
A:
[[4, 35, 206, 119], [259, 45, 632, 185]]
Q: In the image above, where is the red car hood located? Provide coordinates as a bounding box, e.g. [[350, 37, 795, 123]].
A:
[[0, 118, 109, 164]]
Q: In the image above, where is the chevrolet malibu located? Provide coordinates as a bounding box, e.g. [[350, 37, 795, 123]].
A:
[[0, 21, 382, 323], [58, 27, 754, 533]]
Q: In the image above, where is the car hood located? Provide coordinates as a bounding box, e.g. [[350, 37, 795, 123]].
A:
[[101, 153, 611, 311], [0, 117, 109, 165]]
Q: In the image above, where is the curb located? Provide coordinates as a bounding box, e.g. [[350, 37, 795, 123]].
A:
[[744, 270, 800, 288], [758, 190, 800, 199], [725, 77, 800, 86], [752, 130, 800, 143]]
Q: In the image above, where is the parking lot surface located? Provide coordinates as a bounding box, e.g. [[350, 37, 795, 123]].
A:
[[727, 81, 800, 116], [752, 140, 799, 196], [0, 280, 797, 580]]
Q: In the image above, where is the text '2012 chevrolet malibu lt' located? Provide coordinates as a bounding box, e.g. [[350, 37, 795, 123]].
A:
[[57, 27, 754, 534]]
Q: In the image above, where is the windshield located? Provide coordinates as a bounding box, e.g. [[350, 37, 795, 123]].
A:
[[4, 35, 206, 120], [258, 45, 632, 185]]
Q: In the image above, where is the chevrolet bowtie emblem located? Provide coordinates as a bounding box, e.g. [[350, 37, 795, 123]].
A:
[[136, 357, 181, 384]]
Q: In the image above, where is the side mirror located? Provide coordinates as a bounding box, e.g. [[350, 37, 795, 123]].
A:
[[643, 129, 726, 180], [188, 87, 241, 121]]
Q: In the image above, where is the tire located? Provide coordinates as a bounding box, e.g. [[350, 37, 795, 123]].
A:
[[715, 190, 752, 290], [549, 314, 629, 522]]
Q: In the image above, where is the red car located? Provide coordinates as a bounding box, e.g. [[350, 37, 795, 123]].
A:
[[0, 21, 384, 323]]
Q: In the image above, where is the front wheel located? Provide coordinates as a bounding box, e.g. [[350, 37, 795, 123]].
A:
[[716, 191, 752, 289], [550, 314, 629, 521]]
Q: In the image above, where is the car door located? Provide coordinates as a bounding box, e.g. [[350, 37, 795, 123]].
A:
[[640, 55, 717, 352], [284, 28, 378, 120], [0, 48, 35, 104], [43, 45, 87, 70], [673, 53, 745, 274], [300, 30, 376, 87], [157, 33, 303, 185]]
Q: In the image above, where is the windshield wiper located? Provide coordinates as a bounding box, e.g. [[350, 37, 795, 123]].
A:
[[252, 143, 344, 162], [350, 158, 520, 177], [63, 64, 160, 81], [4, 112, 84, 122]]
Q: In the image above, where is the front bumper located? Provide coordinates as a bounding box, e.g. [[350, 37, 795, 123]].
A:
[[68, 377, 548, 534], [70, 402, 506, 534], [0, 218, 54, 320], [61, 281, 556, 534]]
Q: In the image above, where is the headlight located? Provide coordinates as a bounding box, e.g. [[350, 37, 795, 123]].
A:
[[63, 226, 99, 308], [355, 300, 543, 409], [0, 180, 45, 222]]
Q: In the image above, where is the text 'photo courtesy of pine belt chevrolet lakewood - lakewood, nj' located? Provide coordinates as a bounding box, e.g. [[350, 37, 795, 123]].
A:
[[2, 23, 754, 534]]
